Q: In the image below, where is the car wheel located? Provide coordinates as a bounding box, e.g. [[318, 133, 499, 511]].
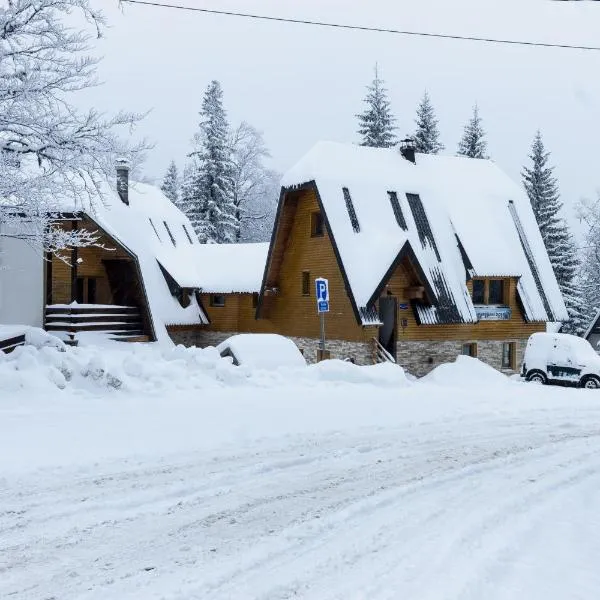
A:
[[580, 375, 600, 389], [526, 371, 547, 385]]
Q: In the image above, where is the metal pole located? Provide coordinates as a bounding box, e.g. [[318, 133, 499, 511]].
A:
[[320, 311, 325, 352]]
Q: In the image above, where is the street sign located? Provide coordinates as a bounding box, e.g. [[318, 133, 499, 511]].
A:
[[315, 277, 329, 313]]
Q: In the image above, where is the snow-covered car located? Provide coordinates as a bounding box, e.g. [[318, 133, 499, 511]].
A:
[[521, 332, 600, 388], [216, 334, 306, 369]]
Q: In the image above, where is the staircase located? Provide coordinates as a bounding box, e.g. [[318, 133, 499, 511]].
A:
[[45, 305, 149, 344], [372, 337, 397, 364]]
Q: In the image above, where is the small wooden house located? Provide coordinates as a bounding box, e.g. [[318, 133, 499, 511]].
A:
[[44, 162, 209, 343], [167, 242, 271, 347], [255, 141, 567, 375]]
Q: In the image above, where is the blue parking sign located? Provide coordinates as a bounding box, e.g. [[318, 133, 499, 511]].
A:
[[315, 278, 329, 313]]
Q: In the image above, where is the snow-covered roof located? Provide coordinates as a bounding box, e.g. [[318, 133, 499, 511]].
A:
[[281, 141, 567, 324], [194, 243, 269, 293]]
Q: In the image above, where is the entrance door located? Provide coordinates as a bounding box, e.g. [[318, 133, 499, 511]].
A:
[[103, 260, 141, 306], [379, 296, 397, 358]]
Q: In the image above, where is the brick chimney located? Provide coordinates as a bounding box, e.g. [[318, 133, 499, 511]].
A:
[[399, 138, 416, 164], [116, 158, 130, 205]]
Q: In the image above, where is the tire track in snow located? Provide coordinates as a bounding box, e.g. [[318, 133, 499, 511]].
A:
[[3, 411, 600, 599]]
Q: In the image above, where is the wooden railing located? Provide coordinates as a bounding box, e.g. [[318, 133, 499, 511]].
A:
[[45, 304, 148, 343], [372, 338, 397, 364], [0, 332, 26, 354]]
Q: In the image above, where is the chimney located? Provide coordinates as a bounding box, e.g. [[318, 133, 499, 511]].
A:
[[116, 158, 130, 205], [399, 138, 416, 164]]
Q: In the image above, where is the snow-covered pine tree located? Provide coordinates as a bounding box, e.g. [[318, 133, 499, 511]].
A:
[[457, 105, 488, 159], [522, 131, 587, 335], [188, 80, 237, 243], [161, 161, 180, 207], [413, 91, 444, 154], [356, 64, 397, 148], [578, 195, 600, 330]]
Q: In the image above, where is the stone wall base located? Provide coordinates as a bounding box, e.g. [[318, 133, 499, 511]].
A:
[[167, 327, 235, 349], [396, 339, 527, 377], [167, 327, 527, 377], [288, 336, 373, 366]]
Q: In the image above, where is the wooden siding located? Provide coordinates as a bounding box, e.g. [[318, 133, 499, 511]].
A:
[[49, 217, 133, 305], [386, 263, 544, 341], [257, 186, 544, 344], [201, 293, 273, 334], [258, 187, 375, 343]]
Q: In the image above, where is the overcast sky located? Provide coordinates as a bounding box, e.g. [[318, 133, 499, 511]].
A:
[[82, 0, 600, 232]]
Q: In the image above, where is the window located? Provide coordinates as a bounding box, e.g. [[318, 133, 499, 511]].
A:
[[502, 342, 516, 369], [310, 212, 324, 237], [461, 342, 477, 357], [302, 271, 310, 296], [210, 294, 225, 307], [149, 218, 161, 242], [182, 223, 194, 244], [488, 280, 504, 305], [342, 187, 360, 233], [472, 279, 507, 305], [252, 292, 259, 308], [472, 279, 485, 304], [406, 193, 441, 261], [388, 191, 407, 230], [163, 221, 176, 246]]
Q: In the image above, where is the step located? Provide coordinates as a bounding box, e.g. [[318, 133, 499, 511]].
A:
[[45, 313, 141, 324], [45, 322, 143, 332], [45, 305, 139, 316]]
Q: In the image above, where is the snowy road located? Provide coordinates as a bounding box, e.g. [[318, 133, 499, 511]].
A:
[[3, 383, 600, 600]]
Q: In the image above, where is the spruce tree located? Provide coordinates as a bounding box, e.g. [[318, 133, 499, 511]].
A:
[[188, 80, 238, 243], [413, 91, 444, 154], [356, 64, 397, 148], [161, 160, 180, 206], [522, 131, 587, 334], [457, 105, 488, 159]]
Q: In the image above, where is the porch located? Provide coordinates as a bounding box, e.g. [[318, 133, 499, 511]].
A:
[[45, 304, 149, 344]]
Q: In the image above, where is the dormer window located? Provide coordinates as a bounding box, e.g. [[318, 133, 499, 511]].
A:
[[472, 278, 507, 305], [388, 191, 407, 230], [163, 221, 176, 246], [310, 212, 324, 238], [342, 187, 360, 233], [182, 223, 194, 244], [472, 279, 485, 304], [488, 280, 504, 305], [149, 218, 161, 242]]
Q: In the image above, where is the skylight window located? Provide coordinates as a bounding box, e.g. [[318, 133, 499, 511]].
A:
[[406, 193, 441, 261], [182, 223, 194, 244], [342, 187, 360, 233], [388, 191, 407, 230], [149, 218, 161, 242], [163, 221, 176, 246]]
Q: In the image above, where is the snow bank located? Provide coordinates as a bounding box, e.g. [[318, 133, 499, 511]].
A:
[[423, 355, 512, 387], [306, 359, 411, 387], [0, 342, 414, 396]]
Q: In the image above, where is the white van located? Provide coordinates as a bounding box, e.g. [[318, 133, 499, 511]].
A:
[[522, 332, 600, 388]]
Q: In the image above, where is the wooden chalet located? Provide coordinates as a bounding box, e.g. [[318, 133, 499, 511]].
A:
[[255, 141, 568, 375], [44, 161, 209, 344]]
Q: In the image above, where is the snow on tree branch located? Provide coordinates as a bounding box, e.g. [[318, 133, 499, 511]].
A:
[[0, 0, 147, 254]]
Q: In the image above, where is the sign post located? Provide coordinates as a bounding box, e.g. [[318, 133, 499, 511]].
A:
[[315, 277, 329, 356]]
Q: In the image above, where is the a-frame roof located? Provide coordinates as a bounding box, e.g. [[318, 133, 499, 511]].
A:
[[270, 141, 567, 325]]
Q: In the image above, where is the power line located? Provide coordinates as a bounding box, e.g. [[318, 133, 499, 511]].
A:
[[119, 0, 600, 52]]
